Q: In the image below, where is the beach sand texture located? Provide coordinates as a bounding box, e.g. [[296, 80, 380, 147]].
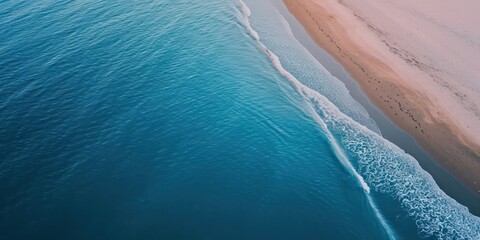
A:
[[284, 0, 480, 194]]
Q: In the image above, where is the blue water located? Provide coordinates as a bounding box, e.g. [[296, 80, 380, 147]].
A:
[[0, 0, 479, 239]]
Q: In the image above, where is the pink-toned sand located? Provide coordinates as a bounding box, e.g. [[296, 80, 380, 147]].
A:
[[284, 0, 480, 194]]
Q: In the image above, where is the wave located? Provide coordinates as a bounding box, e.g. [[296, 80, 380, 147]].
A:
[[238, 0, 369, 194], [238, 0, 480, 239], [238, 1, 395, 239], [240, 0, 381, 135]]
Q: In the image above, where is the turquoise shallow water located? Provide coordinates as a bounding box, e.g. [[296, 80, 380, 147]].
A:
[[0, 0, 479, 239]]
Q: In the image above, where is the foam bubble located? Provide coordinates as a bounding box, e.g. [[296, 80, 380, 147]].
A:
[[306, 90, 480, 239]]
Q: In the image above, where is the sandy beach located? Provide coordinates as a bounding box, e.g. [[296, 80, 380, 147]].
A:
[[284, 0, 480, 195]]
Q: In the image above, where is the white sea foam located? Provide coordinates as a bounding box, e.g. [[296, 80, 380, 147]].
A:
[[238, 0, 258, 40], [239, 1, 395, 239], [239, 0, 367, 191], [240, 0, 380, 135], [239, 0, 480, 239], [304, 82, 480, 239]]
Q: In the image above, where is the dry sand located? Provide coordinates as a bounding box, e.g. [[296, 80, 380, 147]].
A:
[[284, 0, 480, 195]]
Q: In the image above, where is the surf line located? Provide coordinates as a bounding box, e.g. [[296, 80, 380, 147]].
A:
[[237, 0, 397, 239]]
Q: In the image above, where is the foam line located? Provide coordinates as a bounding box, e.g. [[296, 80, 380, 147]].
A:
[[305, 103, 398, 239], [238, 1, 396, 239], [238, 0, 369, 192]]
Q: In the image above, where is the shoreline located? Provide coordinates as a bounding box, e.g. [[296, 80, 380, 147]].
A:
[[271, 0, 480, 216], [282, 0, 480, 197]]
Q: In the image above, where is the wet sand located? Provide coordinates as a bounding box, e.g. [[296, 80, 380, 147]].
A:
[[283, 0, 480, 196]]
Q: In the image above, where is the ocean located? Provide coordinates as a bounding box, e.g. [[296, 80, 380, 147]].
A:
[[0, 0, 479, 239]]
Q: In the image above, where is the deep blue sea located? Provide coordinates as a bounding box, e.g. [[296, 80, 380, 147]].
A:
[[0, 0, 479, 239]]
